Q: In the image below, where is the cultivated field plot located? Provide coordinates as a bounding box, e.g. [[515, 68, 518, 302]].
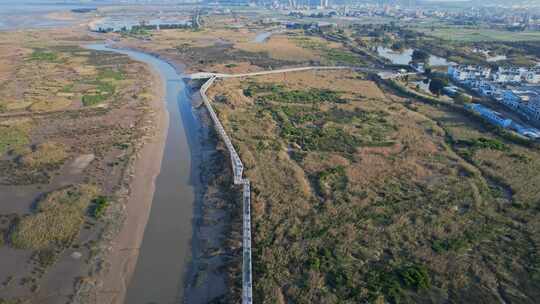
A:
[[208, 70, 540, 303], [0, 29, 156, 303]]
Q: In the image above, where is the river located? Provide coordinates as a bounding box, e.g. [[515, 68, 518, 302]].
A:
[[86, 44, 200, 304]]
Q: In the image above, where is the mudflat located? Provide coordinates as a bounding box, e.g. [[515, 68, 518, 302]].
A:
[[0, 28, 166, 303]]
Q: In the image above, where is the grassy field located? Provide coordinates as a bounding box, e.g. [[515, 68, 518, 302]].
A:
[[235, 34, 322, 62], [416, 27, 540, 42], [17, 142, 68, 169], [208, 68, 540, 303], [0, 35, 129, 113], [292, 36, 364, 65], [0, 119, 32, 156], [11, 185, 99, 250]]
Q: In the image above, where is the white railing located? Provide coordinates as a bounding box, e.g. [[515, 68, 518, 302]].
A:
[[199, 76, 253, 304]]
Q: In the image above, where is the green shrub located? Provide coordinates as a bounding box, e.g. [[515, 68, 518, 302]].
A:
[[431, 239, 448, 253], [317, 166, 348, 196], [10, 185, 98, 250], [397, 265, 431, 290], [0, 125, 29, 156], [0, 298, 27, 304], [259, 88, 346, 104], [61, 84, 74, 93], [367, 264, 431, 303], [35, 249, 57, 268], [243, 83, 284, 97], [82, 94, 107, 107], [89, 196, 109, 219], [245, 82, 345, 104], [459, 137, 509, 151], [98, 69, 124, 81], [30, 50, 58, 62], [82, 78, 116, 107], [323, 48, 363, 65]]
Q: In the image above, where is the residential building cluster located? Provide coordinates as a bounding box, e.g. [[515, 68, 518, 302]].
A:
[[449, 65, 540, 85], [449, 64, 540, 139], [465, 103, 540, 139]]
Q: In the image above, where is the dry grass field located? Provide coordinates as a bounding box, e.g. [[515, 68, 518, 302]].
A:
[[0, 29, 157, 303], [0, 31, 134, 113], [208, 69, 540, 303], [234, 34, 322, 62], [115, 23, 362, 74]]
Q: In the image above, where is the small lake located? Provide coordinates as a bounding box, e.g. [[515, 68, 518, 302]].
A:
[[253, 31, 272, 43], [486, 54, 507, 62], [377, 47, 455, 66]]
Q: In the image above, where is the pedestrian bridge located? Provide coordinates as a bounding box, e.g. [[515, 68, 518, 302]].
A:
[[183, 72, 228, 80]]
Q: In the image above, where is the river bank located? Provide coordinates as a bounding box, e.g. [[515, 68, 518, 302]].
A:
[[96, 64, 168, 304], [183, 95, 243, 303], [106, 42, 242, 303], [82, 43, 243, 304], [51, 44, 170, 304]]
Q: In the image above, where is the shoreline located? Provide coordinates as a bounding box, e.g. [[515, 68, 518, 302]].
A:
[[94, 62, 169, 304], [183, 99, 238, 303], [78, 42, 240, 304], [118, 44, 241, 302]]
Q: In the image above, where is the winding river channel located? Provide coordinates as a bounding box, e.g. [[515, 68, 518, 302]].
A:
[[87, 44, 200, 304]]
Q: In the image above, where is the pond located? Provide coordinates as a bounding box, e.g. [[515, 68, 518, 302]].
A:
[[377, 47, 455, 66]]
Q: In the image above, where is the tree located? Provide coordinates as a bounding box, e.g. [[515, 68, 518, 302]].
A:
[[429, 78, 448, 96], [454, 93, 472, 104], [412, 49, 430, 63], [423, 66, 432, 76], [391, 41, 404, 51]]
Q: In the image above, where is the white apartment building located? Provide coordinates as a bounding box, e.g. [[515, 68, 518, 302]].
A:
[[492, 67, 540, 84], [448, 65, 491, 81]]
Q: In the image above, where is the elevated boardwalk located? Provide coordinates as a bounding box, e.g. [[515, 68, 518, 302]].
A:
[[187, 65, 412, 81], [187, 66, 351, 80], [199, 76, 253, 304]]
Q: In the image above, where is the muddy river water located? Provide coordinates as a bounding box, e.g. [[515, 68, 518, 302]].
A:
[[87, 44, 200, 304]]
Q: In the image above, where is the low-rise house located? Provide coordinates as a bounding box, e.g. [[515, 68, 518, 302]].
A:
[[502, 90, 521, 109], [512, 123, 540, 139], [410, 62, 425, 73], [448, 65, 491, 81], [478, 81, 498, 96], [492, 66, 540, 84], [465, 103, 513, 128], [492, 71, 522, 83], [519, 94, 540, 121], [524, 68, 540, 84]]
